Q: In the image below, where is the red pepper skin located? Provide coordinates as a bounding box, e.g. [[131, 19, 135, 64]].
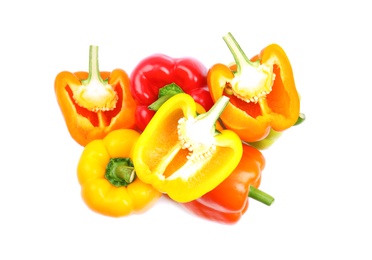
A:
[[130, 54, 214, 131], [182, 144, 265, 224]]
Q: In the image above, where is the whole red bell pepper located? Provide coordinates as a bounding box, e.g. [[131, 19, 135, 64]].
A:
[[181, 144, 274, 224], [130, 54, 214, 131]]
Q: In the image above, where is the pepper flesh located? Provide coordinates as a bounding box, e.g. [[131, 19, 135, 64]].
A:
[[207, 32, 300, 142], [77, 129, 162, 217], [55, 45, 136, 146], [132, 93, 243, 203], [130, 54, 214, 131], [182, 144, 269, 224]]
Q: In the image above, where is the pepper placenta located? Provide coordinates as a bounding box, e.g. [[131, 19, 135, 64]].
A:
[[55, 45, 136, 146], [182, 144, 274, 224], [207, 32, 300, 143], [77, 129, 162, 217], [132, 93, 243, 203], [130, 54, 214, 131]]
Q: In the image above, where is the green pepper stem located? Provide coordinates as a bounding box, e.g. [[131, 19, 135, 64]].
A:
[[195, 95, 230, 135], [248, 186, 275, 206], [105, 158, 136, 187], [148, 94, 174, 111], [149, 83, 185, 111], [81, 45, 107, 86], [295, 113, 306, 126], [223, 32, 260, 73], [115, 165, 135, 183], [175, 95, 230, 165]]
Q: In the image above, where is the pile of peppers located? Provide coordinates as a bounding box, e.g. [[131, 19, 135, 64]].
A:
[[54, 32, 304, 224]]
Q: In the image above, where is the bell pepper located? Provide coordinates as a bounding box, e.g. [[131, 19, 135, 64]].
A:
[[207, 32, 301, 143], [132, 93, 243, 203], [130, 53, 214, 131], [77, 129, 162, 217], [55, 45, 136, 146], [182, 144, 274, 224]]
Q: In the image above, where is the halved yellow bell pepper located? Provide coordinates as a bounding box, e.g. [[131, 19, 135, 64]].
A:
[[132, 93, 243, 203], [77, 129, 162, 217]]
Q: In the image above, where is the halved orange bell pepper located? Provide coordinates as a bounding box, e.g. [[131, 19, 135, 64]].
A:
[[77, 129, 162, 217], [132, 93, 243, 203], [55, 45, 136, 146], [207, 32, 301, 143]]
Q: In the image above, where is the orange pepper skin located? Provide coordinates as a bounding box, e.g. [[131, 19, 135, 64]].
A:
[[54, 46, 136, 146], [182, 144, 264, 224], [77, 129, 162, 217], [208, 39, 300, 143]]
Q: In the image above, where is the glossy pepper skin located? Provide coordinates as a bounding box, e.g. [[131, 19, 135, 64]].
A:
[[132, 93, 243, 203], [55, 46, 136, 146], [207, 32, 300, 143], [77, 129, 162, 217], [130, 54, 214, 131], [182, 144, 266, 224]]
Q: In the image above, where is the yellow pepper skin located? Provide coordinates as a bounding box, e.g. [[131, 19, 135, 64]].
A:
[[77, 129, 162, 217], [132, 93, 243, 203]]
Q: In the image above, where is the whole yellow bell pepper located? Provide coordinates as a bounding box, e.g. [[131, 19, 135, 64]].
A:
[[77, 129, 162, 217], [132, 93, 243, 203]]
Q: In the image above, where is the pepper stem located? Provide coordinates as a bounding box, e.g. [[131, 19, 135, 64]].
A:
[[81, 45, 107, 86], [148, 83, 184, 111], [115, 165, 135, 183], [221, 33, 274, 103], [105, 158, 136, 187], [176, 95, 230, 163], [223, 32, 260, 72], [194, 95, 230, 136], [71, 45, 117, 112], [295, 113, 306, 126], [248, 186, 275, 206]]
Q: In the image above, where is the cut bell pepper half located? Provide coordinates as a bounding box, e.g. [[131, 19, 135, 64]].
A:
[[132, 93, 243, 203]]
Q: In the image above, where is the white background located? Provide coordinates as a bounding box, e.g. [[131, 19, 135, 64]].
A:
[[1, 1, 371, 259]]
